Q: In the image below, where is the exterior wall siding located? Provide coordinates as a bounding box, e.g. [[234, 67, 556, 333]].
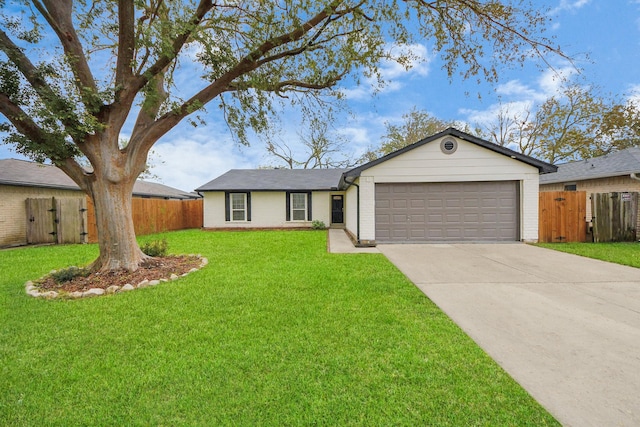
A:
[[0, 185, 83, 247], [202, 190, 333, 228], [358, 176, 376, 242], [521, 177, 540, 242], [344, 184, 358, 239], [359, 136, 541, 242], [540, 175, 640, 238]]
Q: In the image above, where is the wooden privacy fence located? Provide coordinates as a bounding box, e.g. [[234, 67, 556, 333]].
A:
[[85, 197, 203, 243], [591, 192, 639, 242], [538, 191, 587, 243]]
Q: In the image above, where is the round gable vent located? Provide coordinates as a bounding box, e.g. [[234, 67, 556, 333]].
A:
[[440, 137, 458, 154]]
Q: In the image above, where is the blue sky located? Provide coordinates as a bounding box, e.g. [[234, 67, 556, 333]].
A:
[[2, 0, 640, 192]]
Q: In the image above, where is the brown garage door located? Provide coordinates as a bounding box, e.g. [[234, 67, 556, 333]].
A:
[[375, 181, 519, 242]]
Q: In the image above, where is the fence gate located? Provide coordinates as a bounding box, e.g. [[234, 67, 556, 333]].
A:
[[26, 197, 87, 245], [56, 198, 88, 244], [592, 192, 639, 242], [538, 191, 587, 243], [26, 198, 57, 244]]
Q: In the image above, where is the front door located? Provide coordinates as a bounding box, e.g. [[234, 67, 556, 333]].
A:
[[331, 195, 344, 224]]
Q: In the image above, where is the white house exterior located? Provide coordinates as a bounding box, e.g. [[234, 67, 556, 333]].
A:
[[196, 169, 347, 229], [197, 128, 556, 244]]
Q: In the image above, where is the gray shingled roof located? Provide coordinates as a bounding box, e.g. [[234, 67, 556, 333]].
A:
[[0, 158, 198, 199], [539, 147, 640, 184], [196, 168, 347, 191]]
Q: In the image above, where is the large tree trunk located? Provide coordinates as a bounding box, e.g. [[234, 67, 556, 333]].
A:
[[88, 177, 149, 272]]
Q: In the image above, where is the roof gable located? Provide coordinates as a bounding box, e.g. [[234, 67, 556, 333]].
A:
[[195, 168, 347, 192], [342, 128, 556, 182], [539, 147, 640, 184]]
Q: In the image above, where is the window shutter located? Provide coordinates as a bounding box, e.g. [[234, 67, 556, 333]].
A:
[[246, 192, 251, 221], [285, 191, 291, 221], [224, 192, 230, 222], [307, 192, 312, 221]]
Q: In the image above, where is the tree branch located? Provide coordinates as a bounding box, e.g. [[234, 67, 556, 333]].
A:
[[33, 0, 100, 109], [0, 93, 49, 144], [0, 29, 85, 144], [0, 92, 89, 186], [123, 0, 214, 104], [116, 0, 135, 87]]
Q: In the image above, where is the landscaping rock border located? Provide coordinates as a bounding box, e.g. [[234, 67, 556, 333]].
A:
[[25, 256, 208, 300]]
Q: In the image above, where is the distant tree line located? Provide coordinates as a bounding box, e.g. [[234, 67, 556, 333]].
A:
[[266, 79, 640, 168]]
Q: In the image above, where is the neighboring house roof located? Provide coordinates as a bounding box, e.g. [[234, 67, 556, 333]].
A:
[[342, 128, 557, 184], [0, 158, 198, 199], [539, 147, 640, 185], [196, 168, 348, 192]]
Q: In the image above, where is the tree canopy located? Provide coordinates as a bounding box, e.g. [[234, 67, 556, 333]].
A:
[[0, 0, 565, 271], [480, 82, 640, 164]]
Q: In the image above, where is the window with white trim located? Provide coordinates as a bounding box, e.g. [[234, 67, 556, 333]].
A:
[[230, 193, 247, 221], [291, 193, 308, 221]]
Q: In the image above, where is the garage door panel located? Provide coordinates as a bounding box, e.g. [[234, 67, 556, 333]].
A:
[[393, 199, 407, 209], [410, 199, 425, 208], [375, 181, 518, 242]]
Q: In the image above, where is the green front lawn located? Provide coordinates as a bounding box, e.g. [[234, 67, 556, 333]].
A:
[[536, 242, 640, 268], [1, 230, 557, 426]]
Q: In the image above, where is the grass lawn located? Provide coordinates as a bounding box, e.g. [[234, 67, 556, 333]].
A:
[[536, 242, 640, 268], [1, 230, 557, 426]]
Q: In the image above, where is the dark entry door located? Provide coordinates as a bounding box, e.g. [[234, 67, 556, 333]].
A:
[[331, 195, 344, 224]]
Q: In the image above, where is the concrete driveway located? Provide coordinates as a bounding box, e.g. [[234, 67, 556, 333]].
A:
[[377, 243, 640, 427]]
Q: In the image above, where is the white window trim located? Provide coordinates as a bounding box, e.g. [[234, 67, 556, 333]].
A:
[[230, 192, 247, 222], [290, 193, 308, 222]]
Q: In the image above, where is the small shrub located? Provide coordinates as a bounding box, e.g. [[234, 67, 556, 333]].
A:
[[312, 220, 326, 230], [140, 239, 168, 257], [51, 266, 90, 284]]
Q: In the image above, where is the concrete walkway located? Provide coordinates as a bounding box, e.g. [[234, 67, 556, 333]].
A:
[[377, 243, 640, 427], [327, 229, 379, 253]]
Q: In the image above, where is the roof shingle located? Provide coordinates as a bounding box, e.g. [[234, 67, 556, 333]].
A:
[[539, 147, 640, 184], [0, 159, 198, 199], [195, 168, 347, 191]]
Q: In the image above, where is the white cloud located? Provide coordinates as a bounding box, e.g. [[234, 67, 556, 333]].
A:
[[341, 43, 432, 101], [626, 84, 640, 107], [379, 43, 431, 80], [458, 64, 577, 128], [147, 126, 258, 192], [537, 65, 577, 96], [550, 0, 591, 15], [460, 100, 535, 128], [496, 80, 544, 101]]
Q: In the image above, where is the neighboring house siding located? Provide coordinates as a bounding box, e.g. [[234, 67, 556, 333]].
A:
[[0, 184, 82, 247], [202, 191, 333, 228], [358, 137, 540, 242], [540, 175, 640, 237]]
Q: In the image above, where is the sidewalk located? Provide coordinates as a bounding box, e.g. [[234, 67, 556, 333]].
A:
[[327, 229, 379, 253]]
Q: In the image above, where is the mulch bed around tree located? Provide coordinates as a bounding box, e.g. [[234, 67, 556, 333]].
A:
[[35, 255, 203, 293]]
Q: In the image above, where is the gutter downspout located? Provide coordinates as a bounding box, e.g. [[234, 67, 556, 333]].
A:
[[342, 176, 361, 245], [631, 173, 640, 182]]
